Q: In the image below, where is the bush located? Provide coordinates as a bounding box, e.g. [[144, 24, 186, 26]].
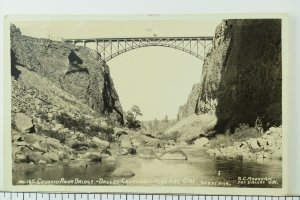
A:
[[262, 103, 282, 130], [39, 129, 67, 143], [55, 112, 114, 138], [210, 124, 262, 148], [124, 109, 142, 130], [123, 105, 143, 130]]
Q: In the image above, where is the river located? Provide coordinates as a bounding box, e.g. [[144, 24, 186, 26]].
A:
[[13, 152, 282, 188]]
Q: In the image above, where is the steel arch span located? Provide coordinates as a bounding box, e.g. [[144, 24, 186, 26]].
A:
[[63, 36, 213, 62]]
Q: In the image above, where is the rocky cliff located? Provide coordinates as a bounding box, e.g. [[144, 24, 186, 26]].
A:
[[10, 24, 123, 123], [179, 19, 282, 132], [177, 83, 201, 120]]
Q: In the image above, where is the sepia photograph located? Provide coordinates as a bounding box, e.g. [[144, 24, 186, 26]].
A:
[[3, 15, 286, 193]]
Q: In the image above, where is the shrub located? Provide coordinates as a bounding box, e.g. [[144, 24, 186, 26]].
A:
[[39, 129, 67, 143], [124, 105, 143, 130], [55, 112, 114, 138], [262, 103, 282, 130], [210, 124, 261, 148]]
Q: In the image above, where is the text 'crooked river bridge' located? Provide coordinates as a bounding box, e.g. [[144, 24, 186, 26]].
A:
[[63, 36, 214, 62]]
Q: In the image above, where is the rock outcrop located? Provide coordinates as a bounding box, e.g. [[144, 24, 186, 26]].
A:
[[206, 126, 282, 160], [178, 19, 282, 132], [10, 24, 123, 123], [177, 83, 201, 121]]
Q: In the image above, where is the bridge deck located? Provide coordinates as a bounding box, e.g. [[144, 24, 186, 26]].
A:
[[63, 36, 214, 43]]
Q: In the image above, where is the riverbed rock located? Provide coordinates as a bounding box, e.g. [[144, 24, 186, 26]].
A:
[[26, 152, 43, 164], [194, 137, 210, 148], [119, 135, 131, 147], [80, 151, 102, 162], [119, 134, 134, 154], [159, 149, 187, 160], [68, 160, 87, 168], [14, 113, 33, 133], [131, 137, 143, 147], [137, 147, 158, 159], [38, 160, 47, 165], [102, 156, 116, 165], [43, 152, 59, 163], [111, 167, 135, 177]]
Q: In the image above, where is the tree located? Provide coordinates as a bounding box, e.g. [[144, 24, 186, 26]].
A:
[[148, 121, 153, 130], [153, 118, 159, 128], [124, 105, 143, 130], [131, 105, 142, 120], [163, 114, 168, 123]]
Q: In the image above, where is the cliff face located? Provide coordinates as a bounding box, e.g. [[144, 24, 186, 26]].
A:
[[10, 25, 123, 123], [177, 83, 201, 121], [179, 19, 282, 132]]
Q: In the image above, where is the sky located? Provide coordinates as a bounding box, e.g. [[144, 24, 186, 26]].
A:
[[13, 17, 221, 120]]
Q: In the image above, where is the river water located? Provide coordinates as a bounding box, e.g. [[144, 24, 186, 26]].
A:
[[13, 152, 282, 188]]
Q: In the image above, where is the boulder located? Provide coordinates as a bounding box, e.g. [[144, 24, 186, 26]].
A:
[[14, 141, 28, 146], [43, 152, 59, 163], [32, 141, 50, 152], [47, 138, 66, 151], [68, 160, 87, 168], [247, 138, 261, 149], [159, 149, 187, 160], [91, 137, 110, 149], [131, 138, 143, 147], [26, 152, 43, 164], [14, 153, 27, 163], [14, 113, 33, 133], [206, 149, 222, 157], [194, 137, 210, 148], [38, 160, 47, 165], [12, 134, 24, 142], [80, 152, 102, 161], [119, 135, 132, 149], [167, 140, 176, 146], [137, 147, 157, 159], [140, 135, 161, 147], [111, 167, 135, 177], [52, 123, 63, 131], [269, 127, 282, 135], [24, 134, 41, 144], [179, 141, 188, 147], [102, 156, 116, 164], [119, 148, 136, 155], [100, 121, 108, 128], [114, 128, 128, 138]]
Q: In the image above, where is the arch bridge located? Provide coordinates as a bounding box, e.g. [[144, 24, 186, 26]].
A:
[[63, 36, 214, 62]]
